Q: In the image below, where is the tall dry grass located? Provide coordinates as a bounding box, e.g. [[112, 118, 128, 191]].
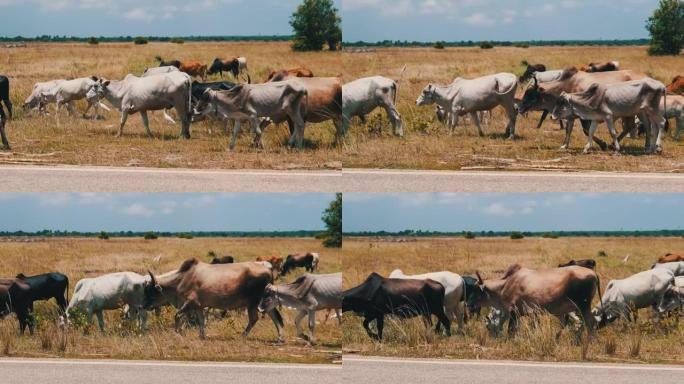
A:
[[0, 42, 342, 169], [0, 236, 341, 363], [340, 46, 684, 171], [342, 236, 684, 364]]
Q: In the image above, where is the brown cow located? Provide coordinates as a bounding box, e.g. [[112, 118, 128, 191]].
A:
[[658, 253, 684, 264], [143, 258, 284, 340], [558, 259, 596, 270], [468, 264, 599, 337], [266, 67, 315, 82], [256, 256, 284, 271], [179, 62, 207, 81], [579, 61, 620, 73], [207, 57, 247, 79], [281, 252, 320, 276], [666, 75, 684, 95]]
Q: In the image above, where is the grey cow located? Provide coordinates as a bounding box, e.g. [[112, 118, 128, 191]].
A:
[[342, 76, 403, 137], [258, 272, 341, 344]]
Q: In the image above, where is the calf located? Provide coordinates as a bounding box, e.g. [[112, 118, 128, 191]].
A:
[[342, 272, 450, 341], [281, 252, 319, 276], [519, 61, 547, 83], [155, 56, 181, 69], [417, 73, 518, 138], [552, 78, 666, 153], [558, 259, 596, 269], [266, 67, 314, 82], [210, 255, 234, 264], [343, 76, 403, 137], [192, 80, 308, 149], [595, 268, 674, 326], [43, 76, 108, 119], [23, 80, 66, 115]]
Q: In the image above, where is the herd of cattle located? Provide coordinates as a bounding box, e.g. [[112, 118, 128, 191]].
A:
[[0, 252, 344, 344], [343, 253, 684, 341]]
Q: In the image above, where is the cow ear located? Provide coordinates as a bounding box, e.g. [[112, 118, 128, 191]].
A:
[[103, 80, 111, 87], [475, 271, 484, 285]]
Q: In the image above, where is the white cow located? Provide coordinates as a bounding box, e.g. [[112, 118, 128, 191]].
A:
[[89, 71, 192, 138], [417, 73, 518, 138], [661, 94, 684, 140], [342, 76, 403, 137], [45, 76, 110, 119], [67, 272, 149, 331], [656, 276, 684, 314], [594, 268, 675, 325], [389, 269, 466, 333], [23, 80, 65, 114], [653, 261, 684, 276], [141, 66, 180, 77]]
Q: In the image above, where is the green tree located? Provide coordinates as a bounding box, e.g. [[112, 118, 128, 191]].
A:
[[133, 36, 148, 45], [646, 0, 684, 55], [510, 231, 524, 240], [434, 41, 445, 49], [97, 231, 109, 240], [290, 0, 341, 51], [321, 193, 342, 247], [87, 37, 98, 45], [143, 231, 158, 240]]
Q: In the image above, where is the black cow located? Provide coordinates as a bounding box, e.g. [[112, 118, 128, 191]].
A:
[[15, 272, 69, 313], [0, 278, 35, 334], [462, 275, 481, 320], [281, 253, 319, 276], [342, 272, 450, 341], [207, 58, 240, 78], [0, 75, 11, 149], [191, 80, 236, 103], [155, 56, 181, 69], [210, 255, 234, 264], [558, 259, 596, 270], [519, 61, 547, 83]]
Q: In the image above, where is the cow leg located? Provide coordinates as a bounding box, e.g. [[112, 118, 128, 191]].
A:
[[0, 119, 9, 150], [605, 117, 620, 153], [452, 304, 464, 335], [140, 111, 153, 138], [580, 119, 609, 150], [82, 101, 93, 119], [242, 305, 260, 340], [504, 103, 517, 139], [675, 117, 683, 141], [197, 309, 207, 339], [651, 112, 666, 153], [96, 310, 105, 331], [4, 98, 12, 120], [561, 118, 575, 149], [267, 308, 284, 343], [307, 309, 317, 344], [333, 117, 344, 144], [140, 307, 148, 332], [583, 121, 599, 154], [294, 309, 307, 340], [162, 109, 176, 125], [383, 104, 403, 137], [117, 111, 129, 137], [65, 101, 77, 116], [469, 112, 484, 137], [507, 311, 519, 337], [250, 117, 263, 149], [362, 316, 379, 340], [335, 309, 342, 325], [229, 119, 242, 151]]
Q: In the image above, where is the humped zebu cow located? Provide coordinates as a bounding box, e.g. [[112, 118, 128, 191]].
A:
[[656, 276, 684, 314], [558, 259, 597, 269], [551, 77, 667, 153], [207, 57, 248, 80], [143, 259, 284, 340], [192, 79, 308, 149], [517, 70, 565, 130], [0, 75, 12, 120], [281, 252, 320, 276], [210, 255, 235, 264], [653, 261, 684, 276], [142, 66, 180, 77], [593, 268, 674, 326], [88, 72, 193, 138], [266, 67, 314, 82], [638, 93, 684, 140], [519, 61, 547, 83], [389, 269, 466, 333], [23, 79, 66, 115], [416, 73, 518, 138], [342, 76, 403, 137], [517, 67, 647, 151], [259, 77, 343, 141], [188, 80, 237, 134], [468, 264, 600, 337], [155, 56, 181, 69], [41, 76, 110, 119], [658, 253, 684, 264], [258, 272, 342, 344], [14, 272, 69, 314], [580, 61, 620, 73], [342, 272, 450, 341], [67, 272, 148, 331], [0, 278, 35, 334]]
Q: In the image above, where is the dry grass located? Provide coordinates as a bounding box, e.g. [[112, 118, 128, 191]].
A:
[[340, 46, 684, 172], [0, 236, 341, 363], [0, 42, 342, 169], [342, 236, 684, 364]]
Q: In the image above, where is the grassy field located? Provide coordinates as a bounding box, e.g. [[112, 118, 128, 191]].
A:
[[342, 236, 684, 364], [0, 237, 341, 363], [0, 42, 342, 169], [341, 46, 684, 172]]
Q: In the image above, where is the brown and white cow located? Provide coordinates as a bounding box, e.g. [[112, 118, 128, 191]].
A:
[[579, 61, 620, 73], [658, 253, 684, 264], [143, 258, 283, 340], [266, 67, 315, 82], [468, 264, 600, 337], [256, 256, 284, 272], [207, 57, 247, 80], [281, 252, 320, 276], [179, 62, 207, 81]]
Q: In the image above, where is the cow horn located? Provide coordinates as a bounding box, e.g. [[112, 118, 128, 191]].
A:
[[476, 271, 484, 285], [148, 270, 157, 286], [533, 76, 538, 88]]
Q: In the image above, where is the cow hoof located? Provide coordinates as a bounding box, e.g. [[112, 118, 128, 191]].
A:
[[656, 146, 663, 154], [560, 145, 568, 150]]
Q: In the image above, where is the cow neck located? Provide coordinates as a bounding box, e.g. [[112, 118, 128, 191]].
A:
[[432, 83, 456, 108], [102, 81, 126, 110]]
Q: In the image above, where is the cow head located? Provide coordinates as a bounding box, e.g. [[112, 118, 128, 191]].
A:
[[484, 307, 505, 337], [516, 78, 544, 115], [207, 58, 223, 75], [550, 92, 573, 120], [87, 79, 110, 100], [416, 84, 437, 106], [657, 286, 683, 314], [467, 272, 491, 315], [142, 270, 163, 310], [257, 284, 278, 313], [191, 89, 216, 121]]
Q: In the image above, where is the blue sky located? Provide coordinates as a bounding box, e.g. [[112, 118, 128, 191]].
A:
[[343, 193, 684, 232], [0, 193, 334, 232], [342, 0, 656, 42], [0, 0, 342, 37]]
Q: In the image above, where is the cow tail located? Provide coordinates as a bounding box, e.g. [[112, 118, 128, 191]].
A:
[[596, 274, 604, 325], [187, 77, 193, 119]]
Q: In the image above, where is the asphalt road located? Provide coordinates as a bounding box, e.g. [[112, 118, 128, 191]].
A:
[[2, 165, 684, 192], [0, 358, 340, 384], [343, 356, 684, 384]]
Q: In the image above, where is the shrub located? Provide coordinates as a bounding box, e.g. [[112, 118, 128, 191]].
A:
[[513, 42, 529, 48], [133, 36, 148, 45], [97, 231, 109, 240], [143, 231, 158, 240], [646, 0, 684, 55], [510, 231, 524, 240], [541, 232, 558, 239], [177, 232, 193, 239], [479, 41, 494, 49], [597, 250, 607, 257], [434, 41, 445, 49], [464, 231, 476, 239], [170, 38, 184, 44], [87, 37, 98, 45]]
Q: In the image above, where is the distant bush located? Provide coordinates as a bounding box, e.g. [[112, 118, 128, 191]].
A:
[[207, 250, 217, 258], [479, 41, 494, 49], [541, 232, 558, 239], [464, 231, 476, 239], [513, 42, 529, 48], [87, 37, 98, 45], [143, 231, 158, 240], [510, 231, 524, 240], [434, 41, 445, 49], [597, 250, 608, 257], [170, 38, 184, 44], [133, 36, 148, 45], [97, 231, 109, 240], [177, 233, 193, 239]]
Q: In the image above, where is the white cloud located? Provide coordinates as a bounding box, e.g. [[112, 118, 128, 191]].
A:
[[482, 202, 515, 216], [77, 192, 112, 205], [122, 203, 154, 217], [38, 193, 71, 207], [124, 8, 155, 22], [183, 195, 216, 208], [159, 200, 177, 215], [463, 12, 494, 26]]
